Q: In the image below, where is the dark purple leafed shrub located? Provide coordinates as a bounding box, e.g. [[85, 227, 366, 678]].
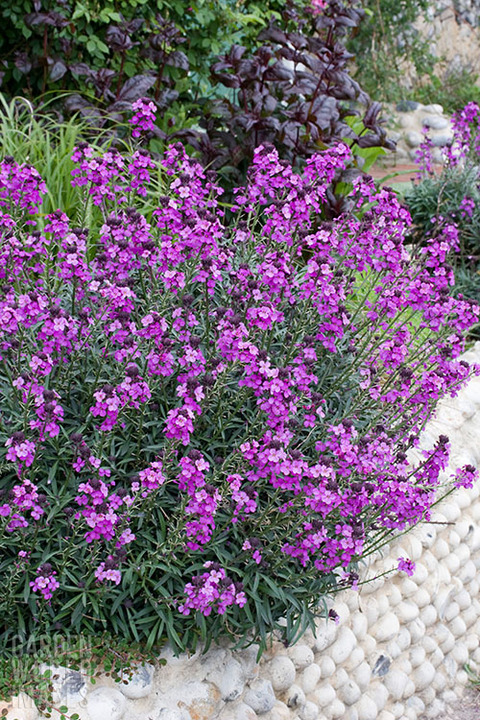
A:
[[1, 0, 392, 200], [179, 0, 394, 186], [0, 101, 478, 655]]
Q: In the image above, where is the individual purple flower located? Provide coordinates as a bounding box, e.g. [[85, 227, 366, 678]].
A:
[[242, 538, 263, 564], [397, 557, 416, 576]]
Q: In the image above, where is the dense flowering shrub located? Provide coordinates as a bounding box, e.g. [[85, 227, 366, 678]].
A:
[[0, 106, 478, 654]]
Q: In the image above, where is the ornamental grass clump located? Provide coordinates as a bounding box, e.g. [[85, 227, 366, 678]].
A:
[[0, 103, 479, 655]]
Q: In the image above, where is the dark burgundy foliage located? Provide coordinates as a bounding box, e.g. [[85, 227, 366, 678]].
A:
[[1, 0, 393, 192], [177, 1, 394, 182]]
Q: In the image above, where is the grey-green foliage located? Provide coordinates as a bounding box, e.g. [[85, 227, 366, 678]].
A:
[[405, 164, 480, 332], [405, 163, 480, 259]]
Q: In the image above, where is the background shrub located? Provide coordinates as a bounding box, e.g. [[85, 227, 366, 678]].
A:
[[0, 105, 477, 656], [0, 0, 280, 98], [177, 1, 393, 187], [0, 0, 392, 195], [347, 0, 480, 113]]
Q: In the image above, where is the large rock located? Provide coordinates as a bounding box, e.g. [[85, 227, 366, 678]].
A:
[[422, 114, 450, 130], [1, 693, 39, 720], [207, 657, 246, 702], [405, 130, 423, 148]]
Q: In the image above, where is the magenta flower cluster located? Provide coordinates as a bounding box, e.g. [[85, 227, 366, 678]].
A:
[[0, 102, 478, 637], [29, 564, 60, 601], [128, 97, 157, 139], [178, 562, 247, 616], [397, 557, 416, 577]]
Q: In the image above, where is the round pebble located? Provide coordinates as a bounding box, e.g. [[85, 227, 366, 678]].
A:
[[383, 669, 409, 700], [329, 668, 348, 691], [298, 700, 319, 720], [338, 679, 361, 706], [356, 694, 378, 720], [87, 688, 126, 720], [420, 604, 437, 627], [288, 645, 314, 670], [282, 684, 305, 710], [455, 588, 472, 610], [451, 642, 469, 665], [422, 114, 449, 130], [317, 656, 335, 679], [330, 627, 357, 664], [371, 612, 399, 642], [344, 646, 365, 672], [413, 587, 430, 608], [408, 618, 426, 643], [412, 660, 435, 691], [368, 682, 388, 711], [330, 699, 346, 718], [433, 538, 449, 559], [440, 630, 456, 654], [301, 664, 321, 694], [405, 130, 423, 147], [466, 634, 479, 652], [396, 601, 418, 624], [409, 646, 426, 668], [459, 559, 477, 583], [351, 613, 368, 641], [391, 702, 405, 719], [430, 647, 445, 668], [432, 669, 447, 691], [312, 683, 335, 708], [444, 601, 460, 622], [353, 662, 371, 691], [269, 657, 296, 692], [450, 615, 467, 639], [244, 679, 276, 715]]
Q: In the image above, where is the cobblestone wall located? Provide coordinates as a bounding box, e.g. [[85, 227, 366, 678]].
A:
[[417, 0, 480, 78]]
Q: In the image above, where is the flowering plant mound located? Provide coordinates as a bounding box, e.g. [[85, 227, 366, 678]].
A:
[[0, 110, 478, 654]]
